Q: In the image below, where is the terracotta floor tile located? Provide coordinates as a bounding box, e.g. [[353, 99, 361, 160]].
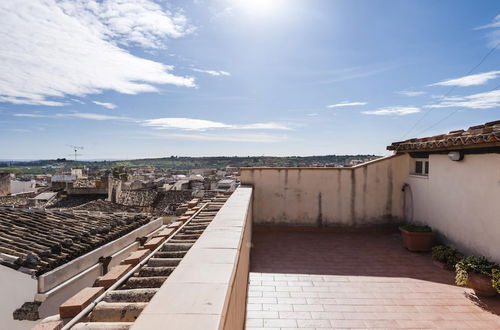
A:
[[263, 291, 291, 299], [246, 311, 279, 319], [262, 318, 297, 327], [279, 311, 311, 319], [262, 303, 293, 312], [297, 319, 332, 327], [292, 304, 324, 312], [245, 230, 500, 329]]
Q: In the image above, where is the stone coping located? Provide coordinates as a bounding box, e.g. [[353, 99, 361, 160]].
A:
[[131, 187, 253, 330]]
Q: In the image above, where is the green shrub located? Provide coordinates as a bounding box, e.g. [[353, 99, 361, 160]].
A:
[[493, 269, 500, 293], [431, 245, 462, 268], [400, 224, 432, 232], [455, 256, 498, 286]]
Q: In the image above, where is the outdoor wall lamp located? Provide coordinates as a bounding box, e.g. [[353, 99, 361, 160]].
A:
[[448, 151, 464, 161]]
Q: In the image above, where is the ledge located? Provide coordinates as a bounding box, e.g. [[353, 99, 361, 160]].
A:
[[131, 187, 253, 330], [38, 218, 162, 293]]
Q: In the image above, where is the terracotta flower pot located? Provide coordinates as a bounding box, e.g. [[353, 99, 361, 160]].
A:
[[399, 228, 434, 252], [467, 272, 497, 297]]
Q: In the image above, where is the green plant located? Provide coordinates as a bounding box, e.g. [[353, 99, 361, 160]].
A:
[[493, 269, 500, 293], [455, 256, 498, 286], [400, 224, 432, 232], [431, 245, 462, 268]]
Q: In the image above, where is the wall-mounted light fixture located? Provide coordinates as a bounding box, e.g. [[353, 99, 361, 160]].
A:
[[448, 151, 464, 161]]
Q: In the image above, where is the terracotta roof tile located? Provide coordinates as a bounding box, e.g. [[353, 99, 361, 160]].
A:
[[0, 208, 153, 275], [387, 120, 500, 152]]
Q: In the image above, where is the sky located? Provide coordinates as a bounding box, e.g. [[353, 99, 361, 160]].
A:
[[0, 0, 499, 160]]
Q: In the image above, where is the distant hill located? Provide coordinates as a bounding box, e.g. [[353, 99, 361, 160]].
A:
[[0, 155, 381, 175]]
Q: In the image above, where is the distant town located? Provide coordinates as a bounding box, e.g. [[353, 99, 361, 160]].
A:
[[0, 154, 379, 213]]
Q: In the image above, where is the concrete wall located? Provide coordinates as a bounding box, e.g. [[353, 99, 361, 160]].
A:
[[0, 173, 10, 196], [406, 153, 500, 264], [10, 180, 36, 195], [0, 266, 37, 330], [221, 188, 252, 330], [240, 155, 408, 227], [241, 151, 499, 264]]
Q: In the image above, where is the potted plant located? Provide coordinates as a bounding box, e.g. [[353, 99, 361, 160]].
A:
[[455, 256, 499, 297], [493, 269, 500, 293], [431, 245, 462, 270], [399, 224, 434, 252]]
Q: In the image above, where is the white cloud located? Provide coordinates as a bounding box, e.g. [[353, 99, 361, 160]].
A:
[[151, 132, 289, 143], [398, 90, 426, 97], [429, 70, 500, 87], [15, 112, 130, 120], [143, 118, 229, 130], [475, 14, 500, 47], [476, 14, 500, 29], [56, 112, 130, 120], [327, 101, 367, 108], [14, 113, 48, 118], [58, 0, 194, 49], [192, 68, 231, 76], [93, 101, 117, 109], [362, 106, 420, 116], [142, 117, 290, 131], [0, 0, 195, 106], [307, 113, 319, 117], [426, 90, 500, 109]]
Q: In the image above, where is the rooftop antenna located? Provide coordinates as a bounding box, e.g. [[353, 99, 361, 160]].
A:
[[67, 145, 84, 161]]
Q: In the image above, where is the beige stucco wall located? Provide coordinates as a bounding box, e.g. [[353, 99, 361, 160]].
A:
[[406, 153, 500, 264], [132, 187, 252, 330], [240, 155, 409, 227]]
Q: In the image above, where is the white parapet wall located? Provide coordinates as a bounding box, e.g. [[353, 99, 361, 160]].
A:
[[132, 187, 253, 330], [240, 155, 408, 227]]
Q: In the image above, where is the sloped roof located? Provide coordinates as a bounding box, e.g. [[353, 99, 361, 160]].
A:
[[0, 208, 152, 275], [387, 120, 500, 152]]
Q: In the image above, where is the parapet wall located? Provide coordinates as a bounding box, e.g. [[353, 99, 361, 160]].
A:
[[132, 187, 252, 330], [240, 155, 409, 227]]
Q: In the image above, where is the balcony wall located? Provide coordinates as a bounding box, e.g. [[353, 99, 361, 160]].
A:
[[131, 187, 252, 330], [240, 155, 409, 227], [241, 151, 500, 264]]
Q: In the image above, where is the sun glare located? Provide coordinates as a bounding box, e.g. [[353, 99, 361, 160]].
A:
[[236, 0, 282, 16]]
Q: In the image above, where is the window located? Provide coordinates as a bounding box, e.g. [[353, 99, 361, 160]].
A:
[[413, 159, 429, 176]]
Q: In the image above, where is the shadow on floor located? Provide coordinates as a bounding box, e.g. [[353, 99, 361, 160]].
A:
[[249, 229, 500, 318], [250, 230, 454, 284], [465, 292, 500, 316]]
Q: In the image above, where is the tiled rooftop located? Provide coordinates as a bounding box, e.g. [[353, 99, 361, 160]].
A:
[[46, 194, 105, 209], [0, 207, 152, 275], [117, 189, 158, 207], [72, 199, 142, 213], [246, 229, 500, 329], [387, 120, 500, 152]]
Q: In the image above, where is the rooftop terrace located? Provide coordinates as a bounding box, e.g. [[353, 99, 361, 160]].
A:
[[246, 229, 500, 329]]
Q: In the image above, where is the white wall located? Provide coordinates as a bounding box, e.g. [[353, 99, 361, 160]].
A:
[[407, 153, 500, 264], [10, 180, 36, 195], [0, 266, 37, 330]]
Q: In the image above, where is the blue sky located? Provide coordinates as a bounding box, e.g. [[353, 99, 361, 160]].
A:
[[0, 0, 499, 159]]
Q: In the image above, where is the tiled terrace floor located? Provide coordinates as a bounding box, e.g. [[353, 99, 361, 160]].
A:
[[246, 229, 500, 329]]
